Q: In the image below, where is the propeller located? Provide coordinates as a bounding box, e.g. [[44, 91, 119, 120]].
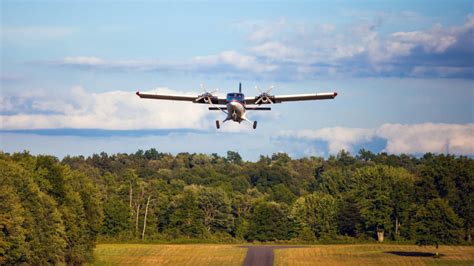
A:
[[195, 83, 218, 103], [196, 83, 227, 115], [255, 85, 274, 105]]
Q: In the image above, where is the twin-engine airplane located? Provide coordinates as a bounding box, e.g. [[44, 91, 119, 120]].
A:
[[136, 83, 337, 129]]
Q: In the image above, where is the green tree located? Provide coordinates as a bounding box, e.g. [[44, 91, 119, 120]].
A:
[[73, 171, 103, 251], [289, 197, 316, 241], [247, 201, 290, 241], [352, 166, 393, 242], [232, 189, 264, 239], [101, 197, 131, 237], [304, 193, 338, 240], [313, 168, 350, 195], [1, 158, 67, 265], [226, 151, 243, 165], [35, 156, 103, 264], [196, 186, 233, 234], [59, 186, 89, 264], [389, 169, 415, 240], [0, 171, 28, 264], [416, 154, 474, 242], [413, 198, 463, 256], [271, 183, 296, 204], [337, 194, 363, 237], [168, 186, 205, 238]]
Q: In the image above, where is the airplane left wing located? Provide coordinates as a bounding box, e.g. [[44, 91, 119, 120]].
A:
[[136, 91, 198, 102], [136, 91, 226, 104], [245, 92, 337, 105]]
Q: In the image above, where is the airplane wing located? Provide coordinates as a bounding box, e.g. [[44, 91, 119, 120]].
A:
[[136, 91, 226, 104], [245, 92, 337, 105], [136, 91, 197, 101]]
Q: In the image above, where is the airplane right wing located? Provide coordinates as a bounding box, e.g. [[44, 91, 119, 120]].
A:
[[245, 92, 337, 105], [273, 92, 337, 103]]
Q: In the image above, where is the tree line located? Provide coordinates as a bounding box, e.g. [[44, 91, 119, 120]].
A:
[[1, 149, 472, 264]]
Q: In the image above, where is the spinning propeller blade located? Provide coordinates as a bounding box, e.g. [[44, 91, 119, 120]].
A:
[[255, 85, 275, 104], [196, 83, 218, 103]]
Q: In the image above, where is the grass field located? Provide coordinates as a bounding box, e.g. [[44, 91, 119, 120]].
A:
[[91, 243, 474, 266], [91, 244, 247, 266], [274, 244, 474, 266]]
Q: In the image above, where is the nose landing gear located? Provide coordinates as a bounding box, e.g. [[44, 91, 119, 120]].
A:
[[215, 119, 257, 130]]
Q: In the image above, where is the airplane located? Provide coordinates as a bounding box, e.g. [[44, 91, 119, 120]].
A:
[[136, 83, 337, 129]]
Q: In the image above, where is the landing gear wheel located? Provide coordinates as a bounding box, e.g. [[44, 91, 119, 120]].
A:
[[216, 120, 220, 129], [253, 121, 257, 129]]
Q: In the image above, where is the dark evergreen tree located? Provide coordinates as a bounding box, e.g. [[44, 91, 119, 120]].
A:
[[247, 201, 290, 241], [101, 197, 131, 237], [413, 198, 463, 256], [337, 195, 363, 237]]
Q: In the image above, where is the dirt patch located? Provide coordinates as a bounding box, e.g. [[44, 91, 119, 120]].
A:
[[241, 246, 304, 266]]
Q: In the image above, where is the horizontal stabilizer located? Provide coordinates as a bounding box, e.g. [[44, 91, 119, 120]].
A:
[[208, 107, 271, 111], [246, 107, 271, 110]]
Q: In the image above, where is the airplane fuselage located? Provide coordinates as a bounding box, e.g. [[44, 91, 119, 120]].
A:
[[226, 100, 246, 122], [225, 92, 246, 122]]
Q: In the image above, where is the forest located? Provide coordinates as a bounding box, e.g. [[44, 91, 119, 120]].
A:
[[1, 149, 472, 264]]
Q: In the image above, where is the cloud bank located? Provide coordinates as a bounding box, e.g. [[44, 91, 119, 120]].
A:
[[47, 15, 474, 79], [52, 51, 277, 77], [278, 123, 474, 156], [0, 87, 211, 130]]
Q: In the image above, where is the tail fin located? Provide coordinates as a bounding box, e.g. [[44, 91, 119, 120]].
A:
[[239, 82, 242, 93]]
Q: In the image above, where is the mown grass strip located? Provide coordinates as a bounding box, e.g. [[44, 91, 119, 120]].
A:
[[274, 244, 474, 266], [91, 244, 247, 266]]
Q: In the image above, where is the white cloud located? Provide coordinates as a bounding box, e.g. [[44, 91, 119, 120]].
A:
[[279, 123, 474, 156], [0, 86, 212, 130], [244, 18, 288, 43], [55, 57, 177, 71], [409, 66, 474, 78], [389, 24, 456, 54], [367, 15, 474, 64], [63, 56, 105, 66], [249, 42, 302, 61], [279, 127, 375, 154], [193, 51, 277, 73], [376, 123, 474, 155], [54, 51, 277, 75]]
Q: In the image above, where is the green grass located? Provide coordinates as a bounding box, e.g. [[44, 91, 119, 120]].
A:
[[274, 244, 474, 266], [90, 244, 247, 266], [91, 243, 474, 266]]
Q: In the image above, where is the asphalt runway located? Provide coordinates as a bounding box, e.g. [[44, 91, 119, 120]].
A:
[[242, 246, 304, 266]]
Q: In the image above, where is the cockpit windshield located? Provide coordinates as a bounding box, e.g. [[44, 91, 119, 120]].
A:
[[226, 93, 244, 103]]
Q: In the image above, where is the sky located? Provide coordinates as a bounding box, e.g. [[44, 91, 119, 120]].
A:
[[1, 0, 473, 160]]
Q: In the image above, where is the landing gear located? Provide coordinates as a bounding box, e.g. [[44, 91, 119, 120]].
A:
[[253, 121, 257, 129], [216, 120, 220, 129]]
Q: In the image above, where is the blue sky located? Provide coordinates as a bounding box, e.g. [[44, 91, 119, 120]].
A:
[[1, 0, 473, 160]]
